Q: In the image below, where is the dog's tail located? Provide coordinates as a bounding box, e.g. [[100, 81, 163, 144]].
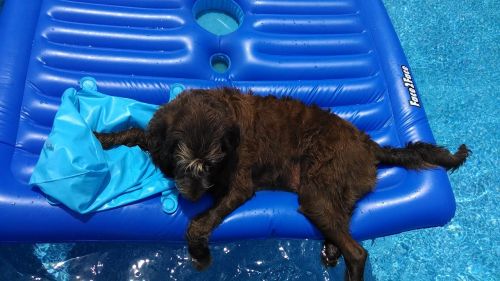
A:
[[94, 128, 149, 151], [372, 141, 470, 171]]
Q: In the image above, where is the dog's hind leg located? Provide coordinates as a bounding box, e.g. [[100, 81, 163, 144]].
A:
[[94, 128, 148, 151], [298, 183, 367, 281], [321, 240, 342, 267], [298, 207, 342, 267]]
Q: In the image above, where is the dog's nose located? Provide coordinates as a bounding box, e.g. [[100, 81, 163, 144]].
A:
[[182, 191, 203, 202]]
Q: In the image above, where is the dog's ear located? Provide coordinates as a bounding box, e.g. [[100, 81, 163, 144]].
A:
[[147, 112, 177, 177], [222, 124, 240, 152]]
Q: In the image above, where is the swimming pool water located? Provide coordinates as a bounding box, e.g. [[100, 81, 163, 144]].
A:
[[367, 1, 499, 280], [1, 0, 498, 280]]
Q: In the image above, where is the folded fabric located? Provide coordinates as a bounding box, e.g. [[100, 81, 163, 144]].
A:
[[30, 77, 178, 214]]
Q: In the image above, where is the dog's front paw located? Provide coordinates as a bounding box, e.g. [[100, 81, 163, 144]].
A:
[[191, 252, 212, 271], [93, 132, 112, 149], [188, 244, 211, 271], [321, 243, 342, 267], [187, 220, 213, 270]]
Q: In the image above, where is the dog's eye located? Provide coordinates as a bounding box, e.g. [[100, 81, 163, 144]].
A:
[[203, 166, 210, 173], [171, 140, 179, 151]]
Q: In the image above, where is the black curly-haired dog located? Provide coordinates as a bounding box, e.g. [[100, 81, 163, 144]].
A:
[[95, 88, 469, 281]]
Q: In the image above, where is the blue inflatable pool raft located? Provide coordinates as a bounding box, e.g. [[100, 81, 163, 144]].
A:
[[0, 0, 456, 242]]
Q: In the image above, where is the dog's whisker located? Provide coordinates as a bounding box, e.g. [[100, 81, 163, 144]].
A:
[[175, 184, 185, 192]]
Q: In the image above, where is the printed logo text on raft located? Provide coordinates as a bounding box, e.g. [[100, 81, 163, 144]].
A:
[[401, 65, 420, 107]]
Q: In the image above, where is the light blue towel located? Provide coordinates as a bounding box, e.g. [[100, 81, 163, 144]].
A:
[[30, 77, 178, 214]]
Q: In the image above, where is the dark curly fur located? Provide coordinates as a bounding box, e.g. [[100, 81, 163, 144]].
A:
[[95, 88, 469, 281]]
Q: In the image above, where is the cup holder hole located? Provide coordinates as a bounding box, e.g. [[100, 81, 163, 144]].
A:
[[193, 0, 244, 36], [210, 53, 230, 73]]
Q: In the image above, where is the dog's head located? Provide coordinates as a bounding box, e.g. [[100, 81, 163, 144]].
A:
[[146, 89, 240, 201]]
